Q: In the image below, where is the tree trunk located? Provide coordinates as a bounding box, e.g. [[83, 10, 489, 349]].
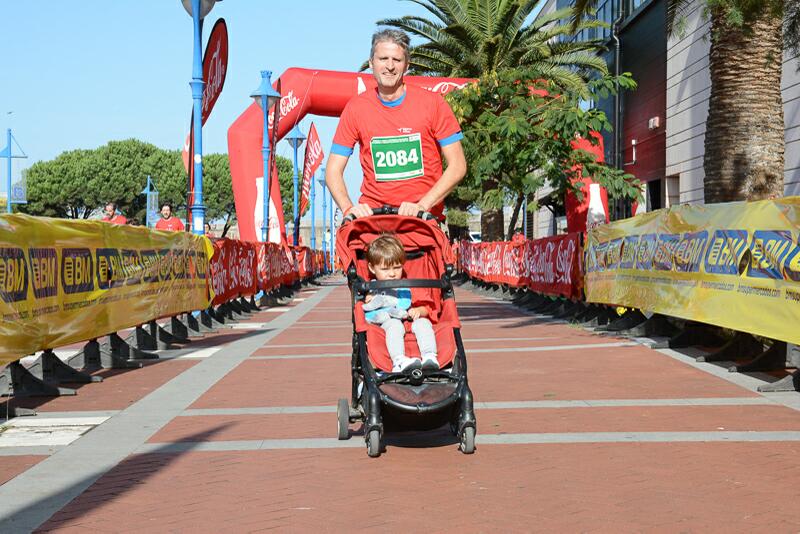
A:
[[703, 8, 785, 203], [480, 177, 504, 241], [506, 193, 524, 241]]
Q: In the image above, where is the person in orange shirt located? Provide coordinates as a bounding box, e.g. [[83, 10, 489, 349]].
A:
[[101, 202, 127, 225], [155, 203, 185, 231]]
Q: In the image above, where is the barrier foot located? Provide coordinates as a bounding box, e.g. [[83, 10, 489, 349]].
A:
[[164, 315, 197, 340], [0, 361, 76, 397], [27, 349, 100, 384], [217, 303, 237, 323], [241, 296, 258, 312], [186, 312, 214, 335], [596, 309, 647, 332], [148, 321, 184, 348], [9, 406, 37, 417], [202, 308, 227, 329], [617, 314, 679, 338], [68, 338, 141, 370], [113, 332, 158, 361], [757, 371, 800, 392], [669, 323, 727, 349], [533, 298, 564, 315], [228, 299, 251, 318], [697, 332, 763, 363], [554, 301, 587, 320], [520, 293, 547, 310], [511, 291, 534, 306], [729, 342, 788, 373]]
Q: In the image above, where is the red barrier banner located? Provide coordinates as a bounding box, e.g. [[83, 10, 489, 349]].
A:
[[459, 241, 524, 286], [460, 233, 582, 298], [258, 243, 295, 291], [520, 233, 582, 298], [209, 238, 258, 305], [293, 246, 314, 279]]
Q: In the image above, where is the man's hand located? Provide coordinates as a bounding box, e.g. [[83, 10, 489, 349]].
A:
[[407, 306, 429, 320], [364, 294, 374, 304], [398, 201, 426, 217], [345, 204, 374, 218]]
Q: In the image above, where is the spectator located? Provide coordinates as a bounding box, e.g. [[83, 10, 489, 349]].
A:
[[204, 222, 215, 238], [155, 203, 185, 231], [101, 202, 127, 225]]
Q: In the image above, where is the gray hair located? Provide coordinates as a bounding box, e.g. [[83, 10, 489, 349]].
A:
[[370, 29, 411, 62]]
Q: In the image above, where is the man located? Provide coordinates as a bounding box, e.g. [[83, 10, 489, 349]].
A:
[[101, 202, 127, 225], [155, 203, 185, 231], [325, 29, 467, 220]]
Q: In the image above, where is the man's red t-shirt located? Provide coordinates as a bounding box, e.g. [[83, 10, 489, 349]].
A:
[[332, 85, 463, 219], [102, 214, 127, 225], [155, 217, 185, 231]]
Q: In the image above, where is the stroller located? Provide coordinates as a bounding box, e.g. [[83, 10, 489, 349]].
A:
[[335, 207, 476, 457]]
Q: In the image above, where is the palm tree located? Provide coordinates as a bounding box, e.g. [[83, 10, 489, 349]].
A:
[[374, 0, 612, 239], [572, 0, 800, 203]]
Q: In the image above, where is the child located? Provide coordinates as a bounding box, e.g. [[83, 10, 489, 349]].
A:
[[363, 234, 439, 373]]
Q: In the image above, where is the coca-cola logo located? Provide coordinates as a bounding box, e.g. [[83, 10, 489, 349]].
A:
[[201, 19, 228, 125], [268, 90, 300, 129], [423, 81, 470, 94]]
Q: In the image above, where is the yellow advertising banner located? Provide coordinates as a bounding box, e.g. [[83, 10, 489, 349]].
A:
[[0, 214, 213, 365], [585, 197, 800, 345]]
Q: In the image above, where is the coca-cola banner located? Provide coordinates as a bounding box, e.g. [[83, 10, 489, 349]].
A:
[[299, 123, 324, 216], [209, 238, 258, 306], [258, 243, 300, 291], [521, 234, 582, 298], [293, 246, 313, 279], [460, 233, 582, 298]]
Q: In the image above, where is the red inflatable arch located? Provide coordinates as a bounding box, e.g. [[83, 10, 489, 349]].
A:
[[227, 68, 608, 242]]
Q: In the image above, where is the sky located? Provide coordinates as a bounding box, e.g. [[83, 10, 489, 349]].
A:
[[0, 0, 443, 224]]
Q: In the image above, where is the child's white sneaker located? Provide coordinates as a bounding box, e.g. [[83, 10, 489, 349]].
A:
[[392, 357, 421, 373], [421, 353, 440, 370]]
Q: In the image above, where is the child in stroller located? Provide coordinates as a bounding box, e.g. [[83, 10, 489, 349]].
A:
[[363, 233, 440, 373], [335, 207, 476, 457]]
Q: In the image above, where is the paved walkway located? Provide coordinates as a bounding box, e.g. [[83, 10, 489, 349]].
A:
[[2, 277, 800, 532]]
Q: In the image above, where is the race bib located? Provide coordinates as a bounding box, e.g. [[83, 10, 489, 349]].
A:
[[370, 133, 424, 181]]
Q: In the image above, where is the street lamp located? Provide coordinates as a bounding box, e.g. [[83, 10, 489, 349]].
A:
[[284, 124, 306, 246], [181, 0, 219, 234], [309, 169, 317, 250], [317, 174, 327, 272], [250, 71, 281, 242]]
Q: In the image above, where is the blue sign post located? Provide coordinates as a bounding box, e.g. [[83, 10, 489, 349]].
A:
[[285, 125, 306, 246], [250, 71, 281, 242], [318, 173, 327, 272], [140, 176, 160, 228], [1, 128, 27, 213]]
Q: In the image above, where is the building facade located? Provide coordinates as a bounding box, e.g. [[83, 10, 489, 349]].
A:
[[530, 0, 800, 238]]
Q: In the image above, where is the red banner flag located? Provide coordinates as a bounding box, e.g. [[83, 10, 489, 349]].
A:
[[299, 123, 324, 216]]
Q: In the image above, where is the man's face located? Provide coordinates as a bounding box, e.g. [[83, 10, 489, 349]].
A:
[[161, 206, 172, 219], [369, 41, 408, 91], [368, 261, 403, 281], [104, 204, 115, 218]]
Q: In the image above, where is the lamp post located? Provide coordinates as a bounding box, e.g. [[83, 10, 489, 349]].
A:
[[284, 125, 306, 246], [181, 0, 218, 235], [250, 71, 281, 242], [329, 193, 335, 272], [317, 172, 326, 272], [309, 170, 317, 250]]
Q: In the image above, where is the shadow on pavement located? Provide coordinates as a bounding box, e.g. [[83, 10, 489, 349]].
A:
[[0, 424, 233, 532]]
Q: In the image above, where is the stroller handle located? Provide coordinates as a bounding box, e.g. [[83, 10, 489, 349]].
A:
[[342, 205, 435, 225]]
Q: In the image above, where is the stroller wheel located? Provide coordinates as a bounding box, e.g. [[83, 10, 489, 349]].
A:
[[366, 429, 381, 458], [459, 427, 475, 454], [337, 399, 350, 440]]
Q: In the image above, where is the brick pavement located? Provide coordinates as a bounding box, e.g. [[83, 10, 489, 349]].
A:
[[1, 279, 800, 532]]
